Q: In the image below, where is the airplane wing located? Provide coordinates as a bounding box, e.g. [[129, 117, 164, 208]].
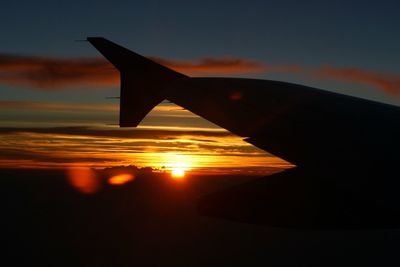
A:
[[87, 37, 187, 127], [88, 37, 400, 229]]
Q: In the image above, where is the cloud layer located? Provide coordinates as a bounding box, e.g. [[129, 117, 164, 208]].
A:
[[0, 53, 265, 89], [0, 126, 292, 172], [0, 53, 399, 94], [315, 66, 400, 95], [0, 54, 118, 89]]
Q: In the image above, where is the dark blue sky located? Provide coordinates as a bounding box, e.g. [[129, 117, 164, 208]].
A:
[[1, 1, 399, 61], [1, 0, 400, 104]]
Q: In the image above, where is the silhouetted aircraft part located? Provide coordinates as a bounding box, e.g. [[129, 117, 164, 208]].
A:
[[197, 168, 400, 229], [105, 96, 120, 99], [88, 37, 400, 229], [87, 37, 187, 127]]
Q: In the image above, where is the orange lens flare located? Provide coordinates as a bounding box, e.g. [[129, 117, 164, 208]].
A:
[[108, 173, 135, 185], [66, 167, 100, 194]]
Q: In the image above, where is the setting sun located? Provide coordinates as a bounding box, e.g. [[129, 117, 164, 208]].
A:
[[171, 167, 185, 179], [161, 153, 191, 179]]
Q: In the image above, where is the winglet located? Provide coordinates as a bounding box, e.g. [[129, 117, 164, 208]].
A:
[[87, 37, 187, 127]]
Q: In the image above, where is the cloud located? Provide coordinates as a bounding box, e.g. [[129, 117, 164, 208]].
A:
[[153, 57, 268, 75], [0, 53, 118, 89], [0, 126, 232, 139], [0, 100, 118, 112], [1, 53, 399, 94], [0, 126, 292, 171], [0, 100, 199, 120], [314, 66, 400, 95], [0, 53, 266, 90]]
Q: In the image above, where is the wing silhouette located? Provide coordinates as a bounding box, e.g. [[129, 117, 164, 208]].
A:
[[88, 37, 400, 229]]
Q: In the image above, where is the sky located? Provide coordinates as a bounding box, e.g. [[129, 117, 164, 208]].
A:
[[1, 0, 399, 173]]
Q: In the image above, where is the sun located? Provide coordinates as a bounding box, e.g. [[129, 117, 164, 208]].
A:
[[171, 167, 185, 179], [160, 153, 192, 180]]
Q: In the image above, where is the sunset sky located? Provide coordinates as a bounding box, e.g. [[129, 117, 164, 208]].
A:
[[1, 0, 399, 173]]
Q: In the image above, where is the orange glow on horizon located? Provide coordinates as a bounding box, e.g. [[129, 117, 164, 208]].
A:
[[0, 102, 295, 174], [108, 173, 135, 185]]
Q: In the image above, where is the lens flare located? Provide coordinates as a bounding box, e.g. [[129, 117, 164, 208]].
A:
[[108, 173, 134, 185], [66, 167, 100, 194]]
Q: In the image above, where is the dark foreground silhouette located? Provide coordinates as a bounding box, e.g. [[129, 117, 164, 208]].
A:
[[2, 168, 400, 266], [198, 168, 400, 229], [87, 38, 400, 230]]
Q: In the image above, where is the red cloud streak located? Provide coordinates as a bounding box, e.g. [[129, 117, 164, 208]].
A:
[[316, 66, 400, 95], [0, 54, 118, 89], [0, 53, 399, 94], [0, 54, 266, 90]]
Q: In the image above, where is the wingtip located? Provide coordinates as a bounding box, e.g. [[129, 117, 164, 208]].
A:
[[75, 37, 106, 42], [86, 37, 106, 42]]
